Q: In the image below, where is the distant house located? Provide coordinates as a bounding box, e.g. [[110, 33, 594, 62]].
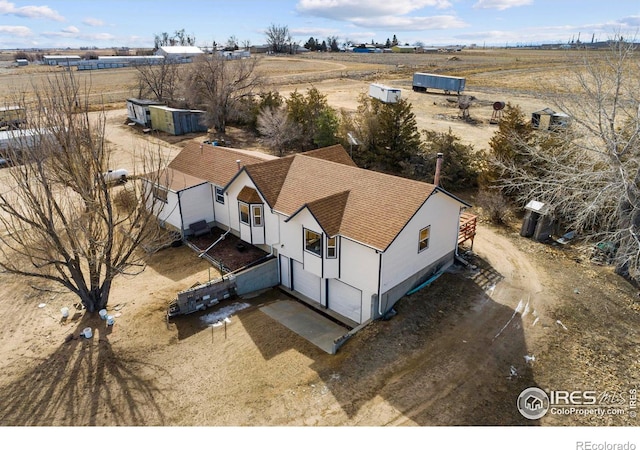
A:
[[531, 108, 570, 130], [126, 98, 166, 128], [148, 105, 208, 135], [149, 143, 471, 326], [391, 45, 418, 53], [155, 46, 204, 61]]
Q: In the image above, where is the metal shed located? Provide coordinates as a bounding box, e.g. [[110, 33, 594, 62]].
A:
[[531, 108, 570, 130], [520, 200, 554, 242], [148, 105, 207, 135]]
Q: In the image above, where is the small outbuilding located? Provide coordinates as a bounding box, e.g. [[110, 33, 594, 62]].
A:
[[531, 108, 570, 130], [520, 200, 554, 242], [126, 98, 166, 127], [148, 105, 207, 135]]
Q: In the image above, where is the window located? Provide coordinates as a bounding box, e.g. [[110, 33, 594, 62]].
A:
[[152, 186, 168, 203], [419, 226, 430, 252], [327, 236, 337, 259], [305, 229, 322, 257], [252, 205, 263, 227], [215, 186, 224, 204], [239, 203, 249, 225]]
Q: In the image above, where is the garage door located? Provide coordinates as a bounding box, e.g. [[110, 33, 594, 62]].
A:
[[292, 260, 321, 303], [328, 279, 362, 323]]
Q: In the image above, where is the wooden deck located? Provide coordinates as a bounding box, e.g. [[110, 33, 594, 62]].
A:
[[458, 212, 478, 249]]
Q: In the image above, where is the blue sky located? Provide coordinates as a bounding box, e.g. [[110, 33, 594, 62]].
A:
[[0, 0, 638, 49]]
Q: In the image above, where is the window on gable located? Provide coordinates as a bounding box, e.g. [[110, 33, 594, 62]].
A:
[[327, 236, 337, 259], [215, 186, 224, 204], [239, 203, 249, 225], [418, 226, 430, 252], [305, 229, 322, 257], [152, 186, 168, 203]]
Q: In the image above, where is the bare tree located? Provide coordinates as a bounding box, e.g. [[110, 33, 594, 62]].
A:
[[133, 58, 182, 102], [265, 23, 291, 54], [489, 36, 640, 280], [0, 73, 171, 312], [184, 53, 261, 137], [257, 106, 302, 156]]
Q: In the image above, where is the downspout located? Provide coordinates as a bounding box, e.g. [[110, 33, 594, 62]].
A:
[[377, 251, 384, 316]]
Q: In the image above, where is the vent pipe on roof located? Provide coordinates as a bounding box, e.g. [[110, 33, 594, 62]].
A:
[[434, 153, 443, 187], [236, 159, 241, 170]]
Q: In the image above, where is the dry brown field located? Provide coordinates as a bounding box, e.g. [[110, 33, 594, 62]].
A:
[[0, 49, 638, 432]]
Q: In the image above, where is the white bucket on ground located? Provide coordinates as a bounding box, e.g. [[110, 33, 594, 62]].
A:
[[83, 327, 93, 338], [60, 307, 69, 318], [106, 315, 114, 326], [99, 309, 108, 320]]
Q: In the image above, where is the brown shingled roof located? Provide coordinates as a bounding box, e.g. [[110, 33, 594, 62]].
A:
[[246, 152, 443, 251], [300, 190, 350, 237], [237, 186, 262, 204], [302, 144, 358, 167], [168, 141, 273, 187], [156, 168, 207, 191]]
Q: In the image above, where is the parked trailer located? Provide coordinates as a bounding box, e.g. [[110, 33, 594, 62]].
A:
[[0, 106, 26, 129], [412, 73, 466, 95], [369, 83, 401, 103]]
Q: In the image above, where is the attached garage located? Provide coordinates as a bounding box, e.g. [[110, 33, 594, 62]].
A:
[[328, 279, 362, 323], [292, 260, 321, 303]]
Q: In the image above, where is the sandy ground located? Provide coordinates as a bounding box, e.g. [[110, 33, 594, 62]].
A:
[[0, 53, 639, 431]]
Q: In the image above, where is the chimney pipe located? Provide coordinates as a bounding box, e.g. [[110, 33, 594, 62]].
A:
[[236, 159, 241, 170], [434, 153, 443, 187]]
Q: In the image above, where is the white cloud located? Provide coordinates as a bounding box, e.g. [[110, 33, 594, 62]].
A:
[[291, 27, 341, 37], [297, 0, 452, 19], [352, 15, 467, 30], [0, 24, 32, 37], [82, 17, 104, 27], [473, 0, 533, 11], [0, 0, 65, 21], [62, 25, 79, 34]]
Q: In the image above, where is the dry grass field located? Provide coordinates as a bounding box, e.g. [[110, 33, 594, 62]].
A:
[[0, 49, 639, 432]]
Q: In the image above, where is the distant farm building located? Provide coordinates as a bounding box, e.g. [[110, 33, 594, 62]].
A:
[[155, 46, 204, 61], [0, 106, 26, 129], [126, 99, 166, 128], [78, 55, 165, 70], [15, 59, 28, 67], [531, 108, 571, 130], [43, 55, 81, 66], [148, 105, 207, 136], [391, 45, 419, 53]]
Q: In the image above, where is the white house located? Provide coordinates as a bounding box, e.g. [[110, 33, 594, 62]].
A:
[[150, 143, 471, 326], [146, 141, 275, 235], [221, 145, 470, 325]]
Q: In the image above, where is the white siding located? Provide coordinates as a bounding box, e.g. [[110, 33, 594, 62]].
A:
[[179, 184, 215, 231], [154, 190, 181, 231], [338, 238, 378, 322], [213, 185, 230, 228], [380, 191, 460, 294], [281, 208, 323, 278]]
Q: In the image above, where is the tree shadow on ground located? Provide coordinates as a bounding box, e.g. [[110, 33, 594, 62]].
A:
[[241, 257, 539, 425], [0, 316, 168, 426]]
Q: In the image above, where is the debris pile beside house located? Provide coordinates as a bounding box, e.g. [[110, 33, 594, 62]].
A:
[[168, 274, 237, 318]]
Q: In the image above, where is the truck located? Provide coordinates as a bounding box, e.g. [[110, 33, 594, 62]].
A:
[[412, 73, 466, 95], [369, 83, 401, 103]]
